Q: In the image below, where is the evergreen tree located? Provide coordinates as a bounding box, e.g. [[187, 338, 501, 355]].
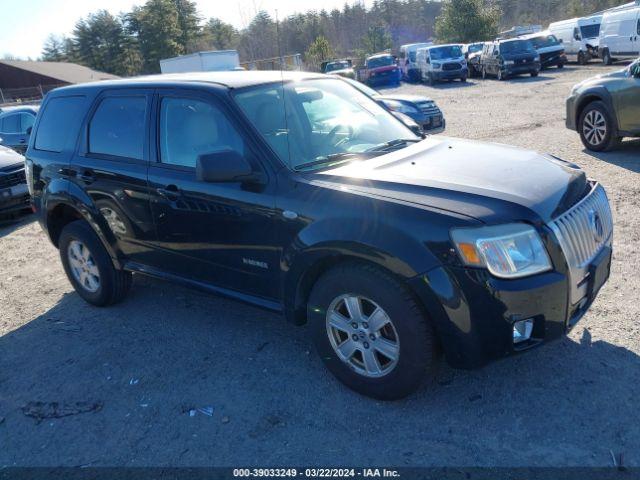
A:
[[435, 0, 501, 43]]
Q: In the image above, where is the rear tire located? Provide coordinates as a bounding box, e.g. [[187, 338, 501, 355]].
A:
[[59, 220, 132, 306], [308, 262, 439, 400], [578, 51, 587, 65], [578, 100, 620, 152], [602, 49, 613, 65], [531, 70, 539, 77]]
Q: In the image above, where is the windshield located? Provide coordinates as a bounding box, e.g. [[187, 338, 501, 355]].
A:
[[325, 61, 350, 72], [234, 78, 417, 170], [468, 43, 483, 53], [580, 24, 600, 38], [367, 55, 395, 68], [529, 34, 560, 49], [500, 40, 535, 54], [430, 45, 463, 60]]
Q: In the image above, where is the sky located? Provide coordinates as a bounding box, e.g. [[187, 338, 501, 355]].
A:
[[0, 0, 370, 60]]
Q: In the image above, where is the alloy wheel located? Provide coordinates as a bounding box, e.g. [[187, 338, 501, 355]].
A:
[[325, 294, 400, 378], [583, 109, 607, 147], [67, 240, 101, 293]]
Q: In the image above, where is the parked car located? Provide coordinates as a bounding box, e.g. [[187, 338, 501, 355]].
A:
[[416, 44, 468, 85], [0, 106, 39, 154], [28, 71, 613, 400], [566, 58, 640, 151], [599, 3, 640, 65], [549, 15, 602, 65], [321, 59, 355, 79], [519, 31, 568, 69], [357, 53, 401, 86], [480, 39, 541, 80], [398, 42, 433, 82], [463, 42, 486, 77], [0, 145, 29, 216], [342, 77, 445, 134]]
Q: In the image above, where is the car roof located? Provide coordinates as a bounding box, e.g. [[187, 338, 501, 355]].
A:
[[0, 105, 39, 115], [519, 30, 554, 40], [50, 71, 327, 94], [367, 53, 394, 59], [426, 44, 462, 49]]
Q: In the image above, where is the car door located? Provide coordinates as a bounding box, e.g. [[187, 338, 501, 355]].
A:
[[69, 89, 157, 265], [147, 88, 279, 300], [616, 61, 640, 132]]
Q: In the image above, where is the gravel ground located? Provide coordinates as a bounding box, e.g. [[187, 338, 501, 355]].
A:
[[1, 63, 639, 468]]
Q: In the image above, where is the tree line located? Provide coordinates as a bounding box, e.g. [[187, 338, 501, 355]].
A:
[[41, 0, 631, 76]]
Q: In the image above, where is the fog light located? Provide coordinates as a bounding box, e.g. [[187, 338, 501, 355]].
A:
[[513, 319, 534, 344]]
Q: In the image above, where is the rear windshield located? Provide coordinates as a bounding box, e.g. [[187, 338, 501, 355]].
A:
[[500, 40, 536, 54], [366, 55, 395, 68], [529, 35, 560, 49], [580, 24, 600, 38], [430, 45, 463, 60]]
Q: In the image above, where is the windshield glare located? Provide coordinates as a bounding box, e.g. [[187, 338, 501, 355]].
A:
[[501, 40, 535, 54], [530, 35, 560, 48], [367, 55, 395, 68], [234, 78, 417, 170], [468, 43, 483, 53], [326, 62, 349, 72], [430, 45, 463, 60]]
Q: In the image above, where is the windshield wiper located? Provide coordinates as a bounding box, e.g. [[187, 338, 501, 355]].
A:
[[366, 138, 422, 153], [293, 152, 378, 171]]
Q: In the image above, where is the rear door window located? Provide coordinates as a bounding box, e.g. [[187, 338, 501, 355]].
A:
[[20, 113, 35, 133], [89, 96, 146, 160], [35, 96, 86, 152]]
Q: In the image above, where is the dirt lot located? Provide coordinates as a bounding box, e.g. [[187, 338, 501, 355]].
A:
[[1, 64, 639, 468]]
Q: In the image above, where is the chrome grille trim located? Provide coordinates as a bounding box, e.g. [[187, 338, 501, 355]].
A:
[[548, 182, 613, 304]]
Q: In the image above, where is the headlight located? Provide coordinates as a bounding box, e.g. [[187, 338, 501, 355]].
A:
[[451, 223, 552, 279], [432, 62, 442, 69], [534, 55, 541, 61], [383, 100, 419, 114], [503, 60, 515, 65]]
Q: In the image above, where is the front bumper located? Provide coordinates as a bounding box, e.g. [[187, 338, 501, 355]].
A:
[[409, 245, 610, 369], [566, 94, 578, 130], [432, 67, 468, 80], [503, 62, 540, 76], [0, 183, 30, 215]]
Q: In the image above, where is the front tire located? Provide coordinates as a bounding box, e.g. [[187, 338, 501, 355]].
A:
[[578, 100, 620, 152], [308, 262, 439, 400], [602, 49, 613, 65], [59, 220, 132, 306], [531, 70, 539, 77], [578, 51, 587, 65]]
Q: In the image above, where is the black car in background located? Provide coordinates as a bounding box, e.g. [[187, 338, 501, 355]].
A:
[[520, 32, 567, 69], [27, 72, 612, 400], [480, 39, 541, 80], [0, 145, 29, 216], [0, 106, 39, 154], [343, 77, 445, 134]]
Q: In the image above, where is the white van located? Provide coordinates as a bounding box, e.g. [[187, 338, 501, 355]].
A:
[[549, 15, 602, 64], [416, 44, 468, 85], [398, 42, 433, 82], [599, 2, 640, 64]]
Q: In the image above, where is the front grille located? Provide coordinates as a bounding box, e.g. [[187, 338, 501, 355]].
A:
[[515, 58, 532, 65], [548, 182, 613, 304], [416, 102, 441, 116], [0, 168, 26, 189], [442, 62, 462, 71]]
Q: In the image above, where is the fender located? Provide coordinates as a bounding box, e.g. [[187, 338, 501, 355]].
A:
[[281, 217, 443, 324], [43, 179, 124, 269], [575, 86, 620, 134]]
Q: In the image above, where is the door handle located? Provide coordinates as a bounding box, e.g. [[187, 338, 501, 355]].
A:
[[79, 170, 96, 183], [156, 185, 180, 200]]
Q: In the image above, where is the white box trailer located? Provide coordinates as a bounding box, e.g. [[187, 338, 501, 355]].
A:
[[160, 50, 240, 74], [549, 15, 602, 64]]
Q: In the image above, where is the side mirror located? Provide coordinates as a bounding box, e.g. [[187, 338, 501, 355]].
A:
[[574, 34, 581, 41], [26, 126, 32, 135], [196, 150, 256, 183]]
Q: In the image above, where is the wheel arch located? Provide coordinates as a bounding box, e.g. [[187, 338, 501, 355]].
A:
[[575, 88, 618, 134]]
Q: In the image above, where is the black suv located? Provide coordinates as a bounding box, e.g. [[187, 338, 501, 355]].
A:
[[480, 39, 541, 80], [27, 72, 612, 399]]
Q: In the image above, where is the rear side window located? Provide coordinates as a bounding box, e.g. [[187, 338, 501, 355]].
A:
[[89, 96, 146, 160], [20, 113, 35, 132], [35, 96, 86, 152]]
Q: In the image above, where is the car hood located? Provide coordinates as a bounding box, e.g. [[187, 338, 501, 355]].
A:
[[0, 146, 24, 170], [376, 93, 434, 103], [315, 137, 587, 223], [369, 65, 397, 73], [575, 68, 629, 89]]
